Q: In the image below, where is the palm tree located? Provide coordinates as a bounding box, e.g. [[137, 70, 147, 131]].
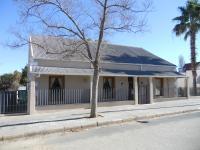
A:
[[173, 0, 200, 96]]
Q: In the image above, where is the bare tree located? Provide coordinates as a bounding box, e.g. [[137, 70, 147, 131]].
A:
[[12, 0, 152, 118]]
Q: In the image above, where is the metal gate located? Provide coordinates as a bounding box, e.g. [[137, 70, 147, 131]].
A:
[[0, 90, 27, 114], [138, 85, 150, 104]]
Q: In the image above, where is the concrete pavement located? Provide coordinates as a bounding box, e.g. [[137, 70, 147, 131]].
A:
[[0, 99, 200, 141], [1, 111, 200, 150]]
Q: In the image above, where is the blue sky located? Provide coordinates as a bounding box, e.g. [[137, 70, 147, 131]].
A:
[[0, 0, 199, 75]]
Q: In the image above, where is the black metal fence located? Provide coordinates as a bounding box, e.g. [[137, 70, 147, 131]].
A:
[[190, 87, 200, 96], [0, 90, 27, 114]]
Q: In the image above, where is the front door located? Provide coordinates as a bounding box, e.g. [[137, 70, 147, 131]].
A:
[[103, 77, 115, 100], [138, 78, 150, 104], [128, 77, 134, 100], [49, 76, 65, 104]]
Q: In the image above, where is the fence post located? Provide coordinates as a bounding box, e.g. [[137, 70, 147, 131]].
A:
[[149, 77, 154, 104], [134, 77, 138, 105], [28, 74, 36, 115]]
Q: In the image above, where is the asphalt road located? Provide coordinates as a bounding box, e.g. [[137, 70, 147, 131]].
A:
[[1, 112, 200, 150]]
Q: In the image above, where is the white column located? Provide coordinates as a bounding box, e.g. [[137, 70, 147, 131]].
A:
[[134, 77, 138, 105], [186, 77, 190, 99], [175, 78, 178, 97], [149, 77, 154, 104], [28, 74, 36, 115]]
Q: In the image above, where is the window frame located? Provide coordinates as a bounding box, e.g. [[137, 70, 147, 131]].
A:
[[155, 78, 164, 97], [49, 75, 65, 89], [103, 77, 115, 89]]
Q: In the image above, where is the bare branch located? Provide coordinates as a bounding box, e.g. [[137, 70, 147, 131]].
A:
[[11, 0, 152, 118], [95, 0, 104, 7]]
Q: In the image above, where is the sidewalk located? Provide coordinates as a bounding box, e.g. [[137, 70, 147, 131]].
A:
[[0, 99, 200, 141]]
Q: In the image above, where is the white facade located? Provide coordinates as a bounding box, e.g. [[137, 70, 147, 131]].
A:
[[178, 69, 200, 88], [28, 36, 187, 114]]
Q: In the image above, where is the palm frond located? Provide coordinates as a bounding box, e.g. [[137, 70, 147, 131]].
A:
[[178, 6, 186, 14], [172, 16, 183, 21], [173, 0, 200, 38], [173, 23, 187, 36], [184, 31, 190, 41]]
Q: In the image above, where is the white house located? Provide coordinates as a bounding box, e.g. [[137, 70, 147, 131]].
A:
[[28, 35, 187, 114]]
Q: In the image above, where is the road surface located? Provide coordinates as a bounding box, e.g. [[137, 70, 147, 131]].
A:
[[1, 112, 200, 150]]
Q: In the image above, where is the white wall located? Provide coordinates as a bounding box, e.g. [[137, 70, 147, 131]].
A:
[[65, 76, 90, 89], [177, 78, 186, 88], [98, 76, 128, 89], [177, 69, 200, 88], [138, 77, 149, 86], [35, 75, 90, 89], [115, 77, 128, 90], [35, 75, 48, 89], [186, 70, 200, 87]]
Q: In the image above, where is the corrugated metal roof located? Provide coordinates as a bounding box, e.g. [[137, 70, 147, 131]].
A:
[[183, 62, 200, 72], [32, 66, 92, 76], [31, 35, 176, 66], [31, 66, 184, 77]]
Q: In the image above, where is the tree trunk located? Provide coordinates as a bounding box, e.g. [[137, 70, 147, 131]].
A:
[[90, 0, 107, 118], [90, 63, 100, 118], [190, 32, 197, 96]]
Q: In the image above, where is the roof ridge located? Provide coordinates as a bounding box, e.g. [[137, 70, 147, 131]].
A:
[[30, 35, 144, 49], [30, 35, 176, 67], [105, 42, 143, 49]]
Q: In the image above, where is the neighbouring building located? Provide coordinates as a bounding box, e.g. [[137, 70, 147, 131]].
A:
[[28, 36, 188, 114], [177, 62, 200, 95]]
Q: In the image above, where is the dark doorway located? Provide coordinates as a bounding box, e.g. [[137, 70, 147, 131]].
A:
[[49, 76, 65, 104], [103, 77, 115, 100], [138, 78, 150, 104], [128, 77, 134, 100]]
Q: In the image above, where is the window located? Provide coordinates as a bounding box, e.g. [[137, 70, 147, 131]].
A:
[[49, 76, 65, 104], [49, 76, 64, 89], [155, 78, 163, 96], [103, 77, 115, 99], [103, 77, 114, 89]]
